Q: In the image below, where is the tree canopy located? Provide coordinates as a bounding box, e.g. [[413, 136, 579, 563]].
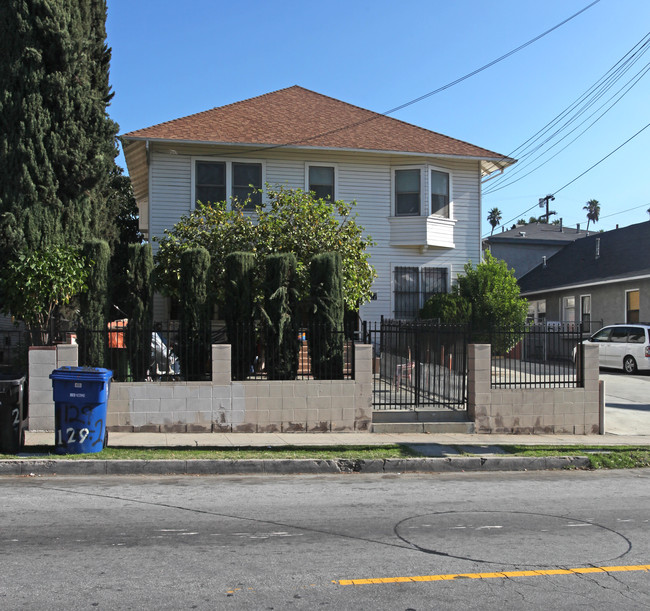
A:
[[155, 185, 376, 312], [584, 199, 600, 232], [421, 251, 528, 334], [487, 207, 502, 235], [0, 0, 119, 250]]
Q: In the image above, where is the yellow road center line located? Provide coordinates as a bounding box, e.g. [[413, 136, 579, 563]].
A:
[[337, 564, 650, 586]]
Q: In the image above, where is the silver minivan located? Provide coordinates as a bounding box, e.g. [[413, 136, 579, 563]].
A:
[[585, 324, 650, 373]]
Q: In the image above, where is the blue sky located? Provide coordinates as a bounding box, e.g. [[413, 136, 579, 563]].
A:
[[105, 0, 650, 237]]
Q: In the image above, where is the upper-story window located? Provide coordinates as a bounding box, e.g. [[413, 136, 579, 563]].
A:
[[195, 161, 226, 206], [194, 159, 264, 210], [308, 165, 335, 200], [395, 169, 421, 216], [232, 162, 262, 209], [430, 169, 450, 217], [393, 165, 451, 218]]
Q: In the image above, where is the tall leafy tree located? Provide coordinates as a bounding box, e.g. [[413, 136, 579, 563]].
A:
[[0, 0, 119, 250], [155, 186, 375, 311], [584, 199, 600, 232], [487, 207, 502, 235]]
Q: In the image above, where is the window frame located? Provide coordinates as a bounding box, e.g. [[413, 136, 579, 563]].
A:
[[626, 289, 640, 323], [391, 164, 453, 219], [191, 156, 266, 211], [305, 162, 338, 201], [562, 295, 576, 323], [580, 294, 591, 332], [391, 264, 450, 320]]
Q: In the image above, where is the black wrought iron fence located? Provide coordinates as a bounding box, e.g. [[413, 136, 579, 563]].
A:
[[364, 319, 468, 409], [489, 323, 583, 388], [0, 330, 29, 373], [76, 323, 211, 382], [227, 322, 355, 381]]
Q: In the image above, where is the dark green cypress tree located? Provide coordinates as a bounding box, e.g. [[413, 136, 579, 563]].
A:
[[78, 239, 110, 366], [0, 0, 119, 250], [124, 243, 153, 381], [179, 247, 211, 381], [309, 252, 344, 380], [222, 252, 256, 380], [262, 253, 299, 380]]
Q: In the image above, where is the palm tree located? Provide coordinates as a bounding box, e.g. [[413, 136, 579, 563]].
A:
[[584, 199, 600, 232], [487, 207, 502, 235]]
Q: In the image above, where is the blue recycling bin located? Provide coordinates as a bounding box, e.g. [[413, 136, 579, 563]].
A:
[[50, 367, 112, 454]]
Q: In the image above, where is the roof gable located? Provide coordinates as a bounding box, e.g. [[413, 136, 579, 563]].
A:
[[121, 86, 513, 166], [518, 221, 650, 294]]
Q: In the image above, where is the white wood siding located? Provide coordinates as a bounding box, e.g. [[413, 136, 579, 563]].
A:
[[147, 144, 482, 321]]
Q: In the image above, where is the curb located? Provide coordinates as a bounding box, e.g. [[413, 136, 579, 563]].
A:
[[0, 456, 591, 476]]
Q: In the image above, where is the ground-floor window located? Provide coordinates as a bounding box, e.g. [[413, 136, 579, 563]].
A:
[[527, 299, 546, 323], [626, 289, 640, 323], [393, 266, 448, 319], [562, 296, 575, 323]]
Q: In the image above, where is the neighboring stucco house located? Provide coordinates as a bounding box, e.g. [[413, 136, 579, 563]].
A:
[[518, 221, 650, 330], [121, 86, 514, 323], [484, 221, 589, 279]]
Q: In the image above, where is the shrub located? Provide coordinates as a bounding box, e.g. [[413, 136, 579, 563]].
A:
[[223, 252, 256, 380], [262, 253, 299, 380], [309, 252, 344, 380], [179, 247, 211, 380]]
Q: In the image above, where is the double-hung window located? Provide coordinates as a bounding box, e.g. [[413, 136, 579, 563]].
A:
[[393, 166, 451, 218], [308, 165, 335, 200], [430, 169, 450, 217], [194, 159, 263, 210], [395, 169, 421, 216], [195, 161, 226, 206], [232, 162, 262, 209]]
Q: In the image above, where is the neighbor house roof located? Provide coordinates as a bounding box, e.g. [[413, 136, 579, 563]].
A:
[[121, 85, 514, 171], [485, 221, 590, 247], [518, 221, 650, 295]]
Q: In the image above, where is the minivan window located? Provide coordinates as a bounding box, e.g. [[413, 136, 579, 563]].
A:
[[628, 327, 646, 343], [610, 327, 629, 342], [591, 328, 611, 342]]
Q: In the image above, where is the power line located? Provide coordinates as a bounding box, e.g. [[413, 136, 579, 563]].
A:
[[195, 1, 601, 160], [483, 121, 650, 237], [484, 58, 650, 194], [551, 121, 650, 195], [484, 30, 650, 193], [380, 1, 601, 115]]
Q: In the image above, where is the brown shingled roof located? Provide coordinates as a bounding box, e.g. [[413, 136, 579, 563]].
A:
[[122, 86, 512, 162]]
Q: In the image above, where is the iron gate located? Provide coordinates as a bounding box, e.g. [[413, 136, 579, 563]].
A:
[[364, 319, 468, 410]]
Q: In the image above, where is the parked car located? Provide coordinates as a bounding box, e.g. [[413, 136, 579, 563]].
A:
[[582, 324, 650, 374]]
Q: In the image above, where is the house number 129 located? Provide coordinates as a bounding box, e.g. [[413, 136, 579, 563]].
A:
[[57, 427, 90, 445]]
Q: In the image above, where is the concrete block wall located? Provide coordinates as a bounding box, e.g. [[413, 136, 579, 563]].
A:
[[28, 344, 79, 431], [468, 343, 601, 434], [24, 342, 373, 433], [106, 343, 372, 433]]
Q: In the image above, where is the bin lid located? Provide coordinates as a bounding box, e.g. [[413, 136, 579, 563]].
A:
[[0, 370, 26, 383], [49, 366, 113, 382]]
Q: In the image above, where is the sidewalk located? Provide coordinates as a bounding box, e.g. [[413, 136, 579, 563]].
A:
[[24, 430, 650, 449]]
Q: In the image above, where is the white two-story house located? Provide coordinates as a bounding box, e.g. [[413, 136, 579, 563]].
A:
[[121, 86, 514, 323]]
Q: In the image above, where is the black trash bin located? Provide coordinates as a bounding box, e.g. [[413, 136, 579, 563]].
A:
[[0, 372, 26, 454]]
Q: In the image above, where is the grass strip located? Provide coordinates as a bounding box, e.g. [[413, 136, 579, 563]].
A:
[[501, 445, 650, 469], [0, 445, 419, 461]]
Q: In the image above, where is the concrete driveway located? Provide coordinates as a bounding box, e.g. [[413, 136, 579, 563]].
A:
[[601, 370, 650, 436]]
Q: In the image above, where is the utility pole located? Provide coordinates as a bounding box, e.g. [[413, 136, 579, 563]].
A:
[[538, 194, 556, 222]]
